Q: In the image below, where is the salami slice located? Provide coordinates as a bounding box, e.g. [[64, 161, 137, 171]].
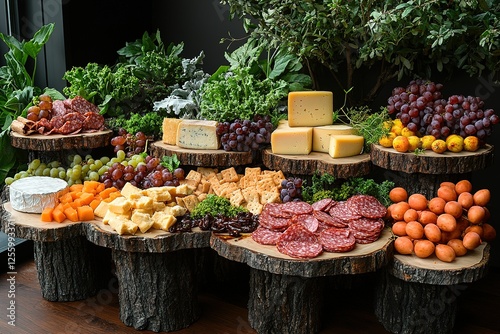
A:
[[50, 115, 65, 130], [348, 217, 385, 234], [82, 112, 104, 130], [313, 210, 347, 228], [51, 100, 68, 117], [70, 95, 100, 114], [347, 194, 387, 219], [311, 198, 335, 212], [282, 201, 313, 216], [276, 224, 323, 259], [290, 214, 319, 233], [258, 210, 291, 231], [319, 227, 356, 253], [36, 118, 52, 134], [354, 236, 379, 244], [252, 226, 283, 245], [329, 201, 362, 222], [263, 203, 293, 219]]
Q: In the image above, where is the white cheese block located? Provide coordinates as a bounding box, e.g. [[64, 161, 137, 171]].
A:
[[9, 176, 69, 213], [329, 135, 365, 158], [271, 127, 313, 155], [312, 124, 357, 153], [288, 91, 333, 127], [176, 120, 220, 150]]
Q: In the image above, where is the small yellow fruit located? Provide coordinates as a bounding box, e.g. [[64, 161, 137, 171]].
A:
[[393, 135, 410, 153], [393, 119, 403, 127], [379, 132, 396, 148], [407, 135, 421, 151], [446, 134, 464, 153], [391, 124, 403, 136], [420, 135, 436, 150], [382, 121, 393, 131], [401, 127, 416, 137], [431, 139, 447, 154], [463, 136, 480, 152]]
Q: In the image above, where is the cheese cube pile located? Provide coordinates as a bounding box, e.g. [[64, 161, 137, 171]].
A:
[[270, 91, 364, 158]]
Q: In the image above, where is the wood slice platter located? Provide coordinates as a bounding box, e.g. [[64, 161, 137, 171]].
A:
[[262, 148, 371, 177], [84, 221, 211, 253], [150, 141, 254, 167], [389, 243, 490, 285], [210, 227, 393, 277], [1, 201, 83, 241], [370, 143, 494, 174], [10, 129, 113, 151]]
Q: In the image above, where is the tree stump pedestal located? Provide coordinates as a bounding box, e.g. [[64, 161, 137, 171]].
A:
[[85, 221, 211, 332], [374, 243, 490, 334], [210, 228, 393, 334]]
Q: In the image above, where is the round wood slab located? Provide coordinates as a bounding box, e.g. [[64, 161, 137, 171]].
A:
[[84, 221, 211, 253], [370, 144, 494, 174], [262, 148, 371, 177], [209, 227, 394, 277], [10, 129, 113, 151], [150, 141, 254, 167], [389, 243, 490, 285]]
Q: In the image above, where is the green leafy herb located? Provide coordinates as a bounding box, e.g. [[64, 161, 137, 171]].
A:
[[106, 112, 164, 138], [160, 155, 180, 172], [190, 194, 246, 219]]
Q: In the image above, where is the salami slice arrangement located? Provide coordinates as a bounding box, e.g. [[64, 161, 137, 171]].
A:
[[252, 196, 388, 259]]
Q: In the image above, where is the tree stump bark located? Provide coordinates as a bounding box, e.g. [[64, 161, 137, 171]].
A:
[[374, 244, 490, 334], [34, 237, 109, 301], [262, 148, 371, 177], [112, 248, 200, 332], [248, 269, 326, 334]]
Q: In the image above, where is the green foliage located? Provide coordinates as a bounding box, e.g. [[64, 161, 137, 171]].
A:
[[222, 0, 500, 101], [190, 194, 247, 219], [160, 155, 181, 173], [106, 112, 164, 138]]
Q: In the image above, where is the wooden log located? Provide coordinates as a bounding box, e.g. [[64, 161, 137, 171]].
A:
[[150, 141, 254, 167], [34, 237, 107, 301], [248, 268, 326, 334], [262, 148, 371, 177], [112, 248, 200, 332], [374, 244, 490, 334], [10, 129, 113, 151]]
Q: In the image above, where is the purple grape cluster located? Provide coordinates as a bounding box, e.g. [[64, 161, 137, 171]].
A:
[[387, 79, 499, 139], [216, 115, 274, 152], [280, 177, 303, 202], [110, 129, 154, 157]]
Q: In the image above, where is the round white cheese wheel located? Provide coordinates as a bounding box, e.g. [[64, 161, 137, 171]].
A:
[[9, 176, 69, 213]]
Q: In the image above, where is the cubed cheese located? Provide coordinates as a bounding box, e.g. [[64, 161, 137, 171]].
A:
[[131, 195, 154, 210], [176, 120, 220, 149], [107, 197, 132, 214], [162, 118, 183, 145], [288, 91, 333, 127], [120, 182, 142, 200], [152, 211, 177, 231], [130, 211, 154, 233], [312, 124, 357, 153], [277, 119, 290, 129], [328, 135, 365, 158], [271, 127, 313, 155], [94, 201, 109, 218]]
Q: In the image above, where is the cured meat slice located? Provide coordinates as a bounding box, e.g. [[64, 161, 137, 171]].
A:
[[36, 118, 52, 134], [252, 226, 283, 245], [329, 201, 362, 222], [282, 201, 313, 216], [258, 210, 291, 231], [311, 198, 335, 212], [263, 203, 293, 219], [276, 224, 323, 259], [347, 194, 387, 219], [348, 217, 385, 234], [51, 100, 68, 117], [82, 112, 104, 130], [57, 112, 85, 135], [290, 214, 319, 233], [318, 227, 356, 253], [313, 210, 347, 228], [50, 115, 65, 130], [70, 95, 100, 114], [354, 236, 379, 244]]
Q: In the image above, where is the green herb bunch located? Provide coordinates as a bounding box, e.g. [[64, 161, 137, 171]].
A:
[[190, 194, 247, 219]]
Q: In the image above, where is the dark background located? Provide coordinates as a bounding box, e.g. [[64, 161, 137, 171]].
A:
[[1, 0, 499, 268]]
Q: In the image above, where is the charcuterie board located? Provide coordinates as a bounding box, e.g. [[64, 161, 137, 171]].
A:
[[210, 227, 393, 277], [370, 143, 494, 174], [150, 140, 254, 167], [10, 129, 113, 151], [262, 148, 371, 177]]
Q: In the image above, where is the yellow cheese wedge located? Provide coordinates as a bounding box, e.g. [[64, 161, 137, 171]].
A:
[[176, 120, 220, 149], [277, 119, 290, 129], [329, 135, 365, 158], [312, 124, 357, 153], [162, 118, 183, 145], [271, 127, 313, 155], [288, 91, 333, 127]]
